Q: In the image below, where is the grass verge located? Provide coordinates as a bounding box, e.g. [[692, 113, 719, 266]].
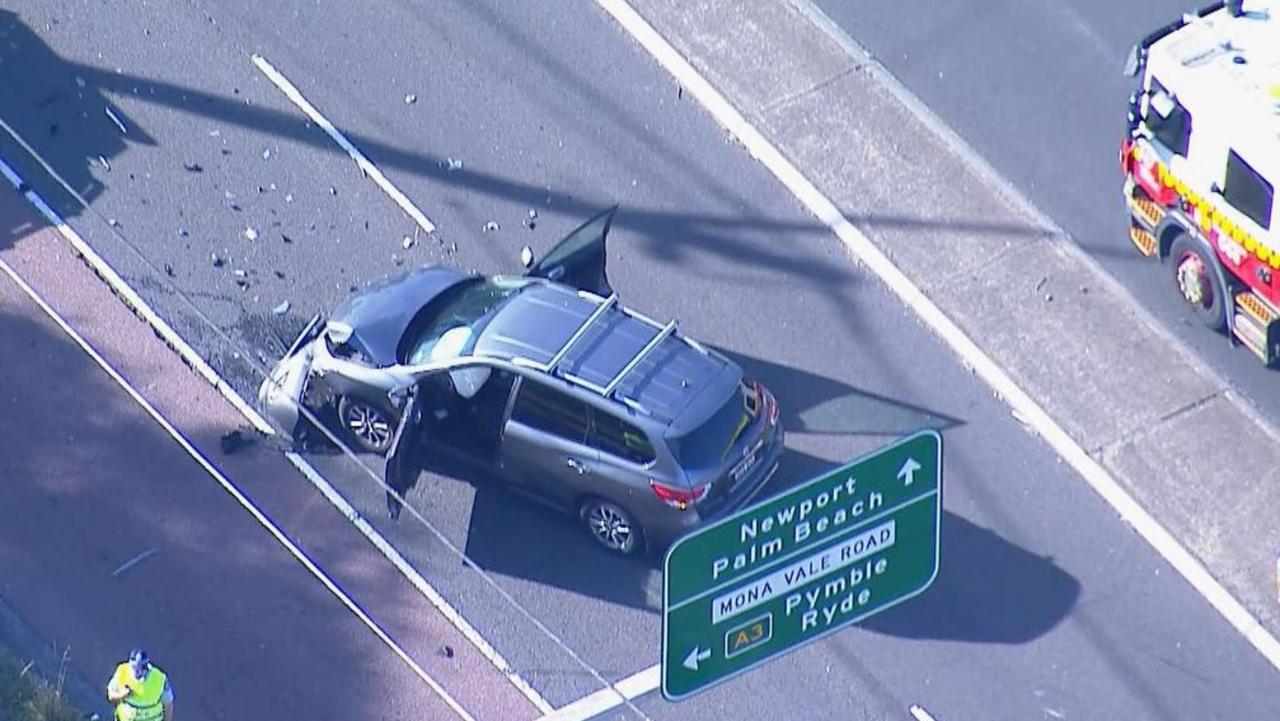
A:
[[0, 647, 87, 721]]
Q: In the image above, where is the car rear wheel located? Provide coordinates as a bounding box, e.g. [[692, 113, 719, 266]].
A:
[[338, 396, 395, 454], [579, 498, 641, 556]]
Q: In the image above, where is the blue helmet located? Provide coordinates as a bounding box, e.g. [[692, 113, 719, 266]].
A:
[[127, 648, 150, 674]]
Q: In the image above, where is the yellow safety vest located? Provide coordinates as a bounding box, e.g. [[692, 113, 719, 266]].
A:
[[111, 662, 168, 721]]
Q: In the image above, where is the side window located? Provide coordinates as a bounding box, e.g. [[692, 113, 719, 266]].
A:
[[509, 379, 589, 443], [1223, 150, 1274, 230], [590, 412, 657, 465], [1145, 78, 1192, 157]]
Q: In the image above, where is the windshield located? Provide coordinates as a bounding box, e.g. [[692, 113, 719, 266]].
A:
[[400, 278, 530, 365], [669, 383, 754, 469]]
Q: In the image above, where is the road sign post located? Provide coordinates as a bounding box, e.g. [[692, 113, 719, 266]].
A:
[[661, 429, 943, 700]]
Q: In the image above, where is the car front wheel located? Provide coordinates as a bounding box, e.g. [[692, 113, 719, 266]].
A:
[[1170, 233, 1228, 332], [338, 396, 395, 454], [579, 498, 642, 556]]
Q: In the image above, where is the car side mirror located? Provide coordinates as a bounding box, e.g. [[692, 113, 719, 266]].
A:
[[520, 245, 535, 269], [1123, 45, 1140, 78]]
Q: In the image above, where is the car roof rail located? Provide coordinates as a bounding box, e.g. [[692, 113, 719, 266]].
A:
[[603, 319, 678, 397], [547, 293, 619, 372]]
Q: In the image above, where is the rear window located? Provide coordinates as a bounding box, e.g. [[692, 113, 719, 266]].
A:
[[669, 384, 754, 469]]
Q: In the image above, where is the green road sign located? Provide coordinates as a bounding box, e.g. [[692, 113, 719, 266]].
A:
[[662, 429, 943, 701]]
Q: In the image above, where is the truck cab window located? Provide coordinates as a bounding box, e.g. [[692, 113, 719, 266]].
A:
[[1223, 150, 1273, 230]]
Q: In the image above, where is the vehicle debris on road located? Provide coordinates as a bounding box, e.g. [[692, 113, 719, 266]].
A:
[[104, 106, 127, 134]]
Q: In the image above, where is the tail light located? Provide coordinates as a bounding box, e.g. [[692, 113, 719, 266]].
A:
[[650, 480, 710, 511], [1120, 137, 1134, 173], [767, 391, 780, 426]]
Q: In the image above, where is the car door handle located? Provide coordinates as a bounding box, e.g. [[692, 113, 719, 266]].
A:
[[566, 457, 586, 474]]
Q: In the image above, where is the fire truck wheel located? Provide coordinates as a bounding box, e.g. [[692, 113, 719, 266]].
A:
[[1170, 234, 1227, 332]]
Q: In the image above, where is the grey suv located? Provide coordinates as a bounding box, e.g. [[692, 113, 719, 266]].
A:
[[258, 207, 784, 555]]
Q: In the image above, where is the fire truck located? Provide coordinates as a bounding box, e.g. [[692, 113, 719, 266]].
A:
[[1121, 0, 1280, 365]]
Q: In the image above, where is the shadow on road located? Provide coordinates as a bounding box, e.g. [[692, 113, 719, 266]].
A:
[[0, 301, 411, 720], [448, 435, 1079, 649], [0, 10, 154, 230], [0, 8, 1045, 267], [861, 511, 1080, 643], [725, 349, 964, 438]]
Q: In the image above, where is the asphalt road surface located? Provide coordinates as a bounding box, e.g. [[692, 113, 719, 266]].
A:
[[1, 2, 1277, 721], [0, 184, 535, 720], [811, 0, 1280, 425]]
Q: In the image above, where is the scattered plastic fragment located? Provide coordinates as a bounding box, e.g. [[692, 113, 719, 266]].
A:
[[211, 253, 225, 268], [329, 186, 337, 196], [446, 157, 464, 172], [177, 228, 189, 238], [284, 193, 294, 203], [528, 209, 537, 219], [234, 269, 249, 278], [441, 645, 454, 659], [273, 300, 290, 315], [404, 93, 417, 105], [229, 202, 242, 212], [281, 233, 294, 244], [183, 162, 203, 173], [245, 227, 259, 241], [262, 148, 272, 160], [482, 221, 500, 233], [164, 263, 175, 277], [108, 218, 119, 227], [104, 106, 127, 134], [402, 235, 416, 250], [274, 270, 286, 279]]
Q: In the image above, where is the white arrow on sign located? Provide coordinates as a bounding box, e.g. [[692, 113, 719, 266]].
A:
[[897, 457, 922, 486], [683, 646, 712, 671]]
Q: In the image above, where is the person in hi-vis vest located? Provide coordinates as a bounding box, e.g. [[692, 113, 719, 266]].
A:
[[106, 648, 174, 721]]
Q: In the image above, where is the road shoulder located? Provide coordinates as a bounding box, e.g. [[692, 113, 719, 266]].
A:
[[0, 176, 538, 721], [622, 0, 1280, 646]]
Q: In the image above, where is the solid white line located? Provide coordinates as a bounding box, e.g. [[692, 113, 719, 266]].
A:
[[282, 451, 556, 713], [909, 704, 940, 721], [596, 0, 1280, 683], [0, 257, 476, 721], [788, 0, 1280, 450], [0, 155, 268, 432], [537, 665, 660, 721], [0, 154, 553, 715], [249, 53, 437, 234]]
